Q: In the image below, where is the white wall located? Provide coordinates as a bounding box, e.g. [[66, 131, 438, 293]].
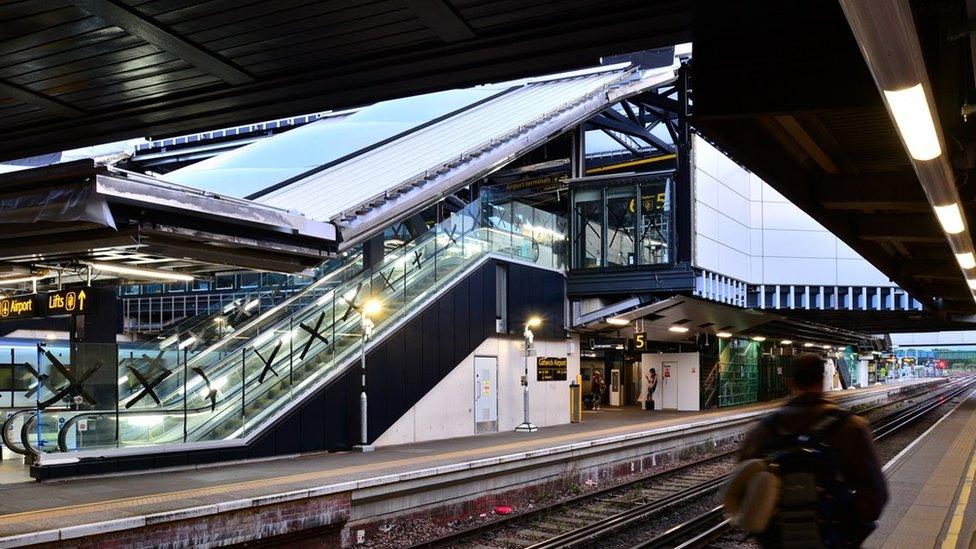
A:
[[891, 331, 976, 347], [693, 136, 892, 287], [375, 335, 581, 446], [640, 352, 700, 411]]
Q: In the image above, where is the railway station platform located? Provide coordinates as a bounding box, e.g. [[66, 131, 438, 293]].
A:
[[868, 384, 976, 549], [0, 378, 938, 548]]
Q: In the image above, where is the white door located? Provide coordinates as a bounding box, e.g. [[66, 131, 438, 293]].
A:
[[677, 360, 699, 411], [474, 356, 498, 433], [662, 361, 678, 409]]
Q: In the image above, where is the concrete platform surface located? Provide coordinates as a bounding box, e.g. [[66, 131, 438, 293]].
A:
[[868, 386, 976, 549], [0, 378, 938, 543]]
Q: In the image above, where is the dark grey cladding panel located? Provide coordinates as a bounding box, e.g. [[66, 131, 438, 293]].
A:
[[567, 264, 695, 298]]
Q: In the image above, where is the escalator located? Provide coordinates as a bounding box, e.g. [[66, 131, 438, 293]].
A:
[[25, 197, 564, 465]]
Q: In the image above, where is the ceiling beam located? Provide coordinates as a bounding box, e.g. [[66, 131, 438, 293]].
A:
[[400, 0, 476, 43], [70, 0, 255, 85], [772, 115, 839, 174], [816, 172, 928, 211], [0, 80, 84, 118]]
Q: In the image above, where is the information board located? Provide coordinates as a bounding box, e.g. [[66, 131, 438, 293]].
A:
[[536, 356, 568, 381]]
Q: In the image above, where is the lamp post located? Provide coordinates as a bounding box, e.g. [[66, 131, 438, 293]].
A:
[[355, 298, 382, 452], [516, 317, 542, 432]]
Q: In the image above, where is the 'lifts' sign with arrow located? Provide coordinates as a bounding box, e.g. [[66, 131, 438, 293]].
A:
[[46, 287, 95, 316]]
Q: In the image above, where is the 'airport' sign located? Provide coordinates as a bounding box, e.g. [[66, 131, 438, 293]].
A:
[[0, 287, 97, 321], [0, 295, 36, 320]]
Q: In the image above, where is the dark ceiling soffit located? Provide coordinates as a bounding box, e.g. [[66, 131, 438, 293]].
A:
[[69, 0, 255, 85], [400, 0, 476, 43], [0, 80, 85, 118], [0, 10, 691, 161]]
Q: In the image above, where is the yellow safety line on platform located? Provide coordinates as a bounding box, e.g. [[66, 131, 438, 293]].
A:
[[883, 394, 976, 548], [942, 444, 976, 548], [0, 382, 917, 530]]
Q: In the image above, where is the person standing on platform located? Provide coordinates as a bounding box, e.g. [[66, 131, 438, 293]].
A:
[[591, 370, 605, 410], [725, 353, 888, 547], [644, 368, 658, 411]]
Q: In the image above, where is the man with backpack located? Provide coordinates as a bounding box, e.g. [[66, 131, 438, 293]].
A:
[[725, 353, 888, 547]]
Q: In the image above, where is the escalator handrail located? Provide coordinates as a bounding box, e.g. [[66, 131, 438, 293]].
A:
[[56, 234, 472, 450], [2, 409, 36, 455]]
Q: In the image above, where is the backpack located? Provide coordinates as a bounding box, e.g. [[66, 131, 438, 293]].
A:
[[725, 406, 856, 548]]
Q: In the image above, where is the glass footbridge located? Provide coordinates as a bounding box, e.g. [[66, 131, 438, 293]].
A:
[[1, 197, 565, 462]]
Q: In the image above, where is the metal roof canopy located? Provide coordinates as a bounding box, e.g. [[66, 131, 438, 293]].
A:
[[0, 160, 337, 279], [0, 1, 691, 162], [255, 65, 678, 250], [691, 0, 976, 318], [578, 295, 877, 348]]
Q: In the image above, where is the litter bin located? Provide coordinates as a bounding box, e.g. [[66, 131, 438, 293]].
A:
[[569, 381, 582, 423]]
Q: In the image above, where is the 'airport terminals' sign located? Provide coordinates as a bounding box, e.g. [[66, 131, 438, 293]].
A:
[[0, 287, 96, 321], [537, 356, 568, 381], [0, 295, 36, 320]]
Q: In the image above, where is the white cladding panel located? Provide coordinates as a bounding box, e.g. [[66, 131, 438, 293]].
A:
[[374, 336, 580, 446], [692, 136, 892, 287]]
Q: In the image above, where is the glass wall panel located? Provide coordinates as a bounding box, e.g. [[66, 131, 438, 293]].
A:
[[572, 188, 603, 268], [638, 177, 671, 265], [605, 186, 637, 267]]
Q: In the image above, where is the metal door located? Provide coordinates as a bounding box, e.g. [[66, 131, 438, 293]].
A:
[[474, 356, 498, 433], [662, 361, 678, 409]]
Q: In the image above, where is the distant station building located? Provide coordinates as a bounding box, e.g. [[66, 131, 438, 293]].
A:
[[0, 47, 941, 479]]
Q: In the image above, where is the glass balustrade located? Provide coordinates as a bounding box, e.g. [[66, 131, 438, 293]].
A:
[[26, 197, 564, 458]]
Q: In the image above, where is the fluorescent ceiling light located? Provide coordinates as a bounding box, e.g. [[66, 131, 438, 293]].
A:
[[607, 317, 630, 326], [668, 326, 689, 333], [804, 343, 815, 348], [968, 279, 976, 290], [716, 332, 732, 338], [823, 344, 832, 349], [88, 262, 193, 282], [0, 275, 49, 285], [957, 253, 976, 270], [751, 336, 766, 342], [884, 83, 942, 161], [934, 203, 966, 234], [781, 340, 793, 345]]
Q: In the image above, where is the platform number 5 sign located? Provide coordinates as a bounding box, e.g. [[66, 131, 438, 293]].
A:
[[633, 332, 647, 352]]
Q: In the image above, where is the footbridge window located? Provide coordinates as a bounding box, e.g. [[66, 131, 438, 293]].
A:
[[570, 173, 673, 269]]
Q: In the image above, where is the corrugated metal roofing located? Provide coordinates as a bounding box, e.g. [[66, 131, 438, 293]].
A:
[[257, 65, 670, 227]]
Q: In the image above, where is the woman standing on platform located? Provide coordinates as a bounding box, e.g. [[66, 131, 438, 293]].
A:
[[591, 370, 605, 410]]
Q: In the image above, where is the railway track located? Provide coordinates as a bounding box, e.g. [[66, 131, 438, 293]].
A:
[[407, 377, 965, 549]]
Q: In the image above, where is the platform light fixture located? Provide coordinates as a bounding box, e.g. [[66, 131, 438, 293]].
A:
[[0, 275, 50, 285], [968, 279, 976, 290], [804, 342, 815, 348], [668, 326, 689, 333], [957, 253, 976, 270], [883, 84, 942, 161], [88, 261, 193, 282], [716, 332, 732, 338], [516, 317, 543, 433], [363, 298, 382, 318], [934, 203, 966, 235], [607, 317, 630, 326], [823, 344, 832, 350], [780, 340, 793, 345], [751, 336, 766, 342]]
